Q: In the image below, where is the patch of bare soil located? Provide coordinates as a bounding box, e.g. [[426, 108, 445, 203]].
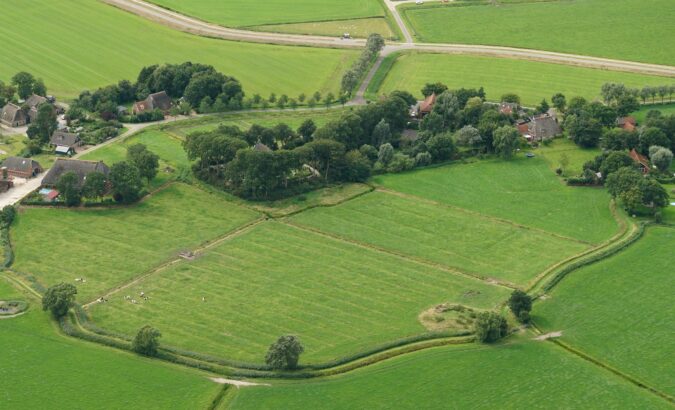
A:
[[418, 303, 479, 332], [534, 331, 563, 341], [210, 378, 271, 388]]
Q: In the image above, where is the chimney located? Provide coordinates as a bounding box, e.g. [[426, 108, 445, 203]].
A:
[[1, 167, 7, 180]]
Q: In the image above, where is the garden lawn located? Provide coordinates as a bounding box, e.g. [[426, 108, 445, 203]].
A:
[[401, 0, 675, 65], [229, 340, 669, 409], [289, 191, 587, 286], [252, 18, 394, 40], [148, 0, 384, 27], [11, 184, 260, 301], [369, 53, 671, 106], [0, 279, 220, 409], [80, 130, 187, 169], [536, 138, 600, 177], [0, 0, 357, 100], [373, 157, 618, 244], [535, 226, 675, 395], [89, 221, 509, 364], [632, 103, 675, 123]]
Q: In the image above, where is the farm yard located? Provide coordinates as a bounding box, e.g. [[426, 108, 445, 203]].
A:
[[1, 0, 674, 407], [368, 53, 673, 106], [401, 0, 675, 65]]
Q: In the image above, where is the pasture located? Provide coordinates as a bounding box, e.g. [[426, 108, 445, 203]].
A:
[[373, 157, 619, 244], [11, 184, 260, 301], [148, 0, 385, 28], [401, 0, 675, 65], [369, 52, 672, 106], [535, 226, 675, 395], [230, 339, 669, 409], [0, 0, 358, 100], [251, 18, 395, 39], [89, 221, 509, 364], [0, 278, 219, 409], [289, 190, 588, 286]]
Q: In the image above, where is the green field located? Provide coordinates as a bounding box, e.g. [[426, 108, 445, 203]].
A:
[[0, 278, 220, 409], [251, 17, 395, 39], [90, 221, 509, 364], [0, 0, 357, 100], [401, 0, 675, 65], [632, 103, 675, 123], [535, 226, 675, 395], [373, 157, 618, 244], [369, 52, 672, 106], [536, 138, 601, 177], [230, 339, 669, 409], [11, 184, 260, 301], [290, 191, 588, 286], [149, 0, 384, 27]]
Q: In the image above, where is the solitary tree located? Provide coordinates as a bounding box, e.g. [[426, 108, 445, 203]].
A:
[[132, 325, 162, 356], [474, 312, 508, 343], [508, 290, 533, 323], [551, 93, 566, 111], [56, 171, 82, 207], [42, 283, 77, 318], [265, 335, 304, 370]]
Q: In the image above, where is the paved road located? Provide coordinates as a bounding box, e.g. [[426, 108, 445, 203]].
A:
[[0, 175, 43, 208], [103, 0, 675, 77]]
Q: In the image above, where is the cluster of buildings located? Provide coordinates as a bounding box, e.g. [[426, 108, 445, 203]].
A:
[[0, 94, 65, 128], [132, 91, 172, 115]]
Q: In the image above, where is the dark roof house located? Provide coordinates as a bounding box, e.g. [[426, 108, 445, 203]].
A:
[[526, 115, 561, 141], [0, 103, 27, 127], [42, 159, 109, 188], [25, 94, 48, 108], [1, 157, 43, 178], [50, 131, 82, 155], [132, 91, 172, 115]]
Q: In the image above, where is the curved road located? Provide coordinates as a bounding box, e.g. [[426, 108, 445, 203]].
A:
[[103, 0, 675, 77]]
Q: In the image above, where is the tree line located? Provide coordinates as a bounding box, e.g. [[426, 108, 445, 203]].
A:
[[341, 34, 385, 95]]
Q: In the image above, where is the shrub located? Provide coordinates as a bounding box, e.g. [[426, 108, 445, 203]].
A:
[[265, 335, 304, 370], [474, 312, 508, 343], [508, 290, 532, 323], [42, 283, 77, 318], [132, 325, 162, 356]]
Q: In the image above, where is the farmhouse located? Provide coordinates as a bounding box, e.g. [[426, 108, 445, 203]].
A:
[[42, 158, 109, 188], [617, 116, 637, 132], [629, 148, 650, 174], [132, 91, 172, 115], [0, 103, 27, 127], [25, 94, 48, 108], [521, 114, 561, 142], [1, 157, 43, 178], [411, 93, 437, 118], [50, 131, 82, 155]]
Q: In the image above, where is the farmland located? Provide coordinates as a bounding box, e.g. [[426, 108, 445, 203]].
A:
[[252, 18, 395, 40], [369, 52, 672, 106], [373, 157, 619, 244], [535, 226, 675, 395], [229, 339, 669, 409], [0, 0, 358, 100], [89, 220, 508, 363], [11, 184, 260, 301], [148, 0, 385, 28], [401, 0, 675, 65], [0, 278, 220, 409]]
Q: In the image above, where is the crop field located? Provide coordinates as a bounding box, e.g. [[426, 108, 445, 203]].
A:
[[289, 190, 588, 286], [0, 0, 358, 100], [11, 184, 260, 301], [89, 221, 509, 364], [251, 18, 395, 39], [373, 157, 618, 244], [148, 0, 384, 28], [369, 53, 672, 106], [0, 278, 219, 409], [229, 339, 669, 409], [401, 0, 675, 65], [535, 226, 675, 395]]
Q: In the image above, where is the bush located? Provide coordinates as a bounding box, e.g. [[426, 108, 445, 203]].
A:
[[387, 153, 415, 173], [42, 283, 77, 318], [474, 312, 508, 343], [265, 335, 304, 370], [132, 325, 161, 356], [414, 152, 432, 167], [508, 290, 532, 323]]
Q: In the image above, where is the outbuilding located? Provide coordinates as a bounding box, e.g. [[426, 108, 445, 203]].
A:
[[1, 157, 43, 178]]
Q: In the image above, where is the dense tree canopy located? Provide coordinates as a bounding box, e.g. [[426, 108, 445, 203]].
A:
[[265, 335, 304, 370], [42, 283, 77, 318]]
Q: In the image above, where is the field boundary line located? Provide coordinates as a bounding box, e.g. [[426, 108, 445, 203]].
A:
[[3, 270, 42, 300], [82, 217, 266, 308], [280, 219, 518, 290], [374, 187, 595, 246]]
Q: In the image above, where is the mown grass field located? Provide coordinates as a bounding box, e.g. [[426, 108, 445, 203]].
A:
[[536, 138, 601, 177], [229, 339, 669, 409], [373, 157, 618, 244], [0, 0, 357, 100], [0, 278, 220, 409], [535, 226, 675, 395], [149, 0, 384, 27], [401, 0, 675, 65], [90, 221, 509, 364], [369, 53, 672, 106], [632, 103, 675, 123], [11, 184, 260, 301], [251, 17, 394, 39], [289, 190, 588, 286]]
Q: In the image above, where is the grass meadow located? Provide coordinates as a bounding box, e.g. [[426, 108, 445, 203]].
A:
[[536, 138, 601, 177], [0, 278, 219, 409], [251, 17, 395, 39], [89, 221, 509, 364], [401, 0, 675, 65], [373, 157, 619, 244], [149, 0, 385, 27], [11, 184, 260, 301], [632, 103, 675, 123], [230, 339, 669, 409], [0, 0, 358, 100], [289, 191, 588, 286], [369, 52, 672, 106], [535, 226, 675, 395]]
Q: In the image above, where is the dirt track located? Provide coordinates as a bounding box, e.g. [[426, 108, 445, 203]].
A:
[[102, 0, 675, 77]]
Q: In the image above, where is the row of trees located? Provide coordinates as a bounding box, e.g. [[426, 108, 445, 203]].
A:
[[601, 83, 675, 105], [341, 33, 385, 94]]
